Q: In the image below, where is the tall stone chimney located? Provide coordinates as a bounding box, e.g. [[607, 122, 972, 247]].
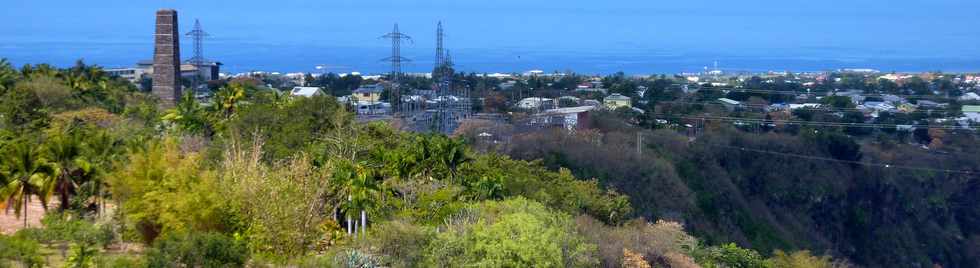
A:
[[152, 9, 181, 108]]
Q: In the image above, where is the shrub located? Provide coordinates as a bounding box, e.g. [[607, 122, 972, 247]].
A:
[[575, 216, 698, 267], [421, 198, 599, 267], [769, 250, 836, 268], [353, 219, 434, 267], [334, 249, 380, 268], [693, 243, 772, 268], [18, 213, 114, 246], [64, 242, 100, 268], [145, 232, 249, 268], [0, 235, 45, 267], [94, 255, 145, 268]]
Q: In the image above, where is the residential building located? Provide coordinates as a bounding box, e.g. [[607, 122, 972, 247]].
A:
[[529, 106, 595, 131], [291, 87, 324, 97], [718, 98, 741, 111], [603, 93, 632, 110], [517, 97, 554, 110], [960, 92, 980, 101], [963, 105, 980, 122], [352, 84, 384, 102]]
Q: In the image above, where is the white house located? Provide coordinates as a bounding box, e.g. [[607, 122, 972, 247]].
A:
[[517, 97, 554, 110], [291, 87, 324, 97], [959, 92, 980, 101]]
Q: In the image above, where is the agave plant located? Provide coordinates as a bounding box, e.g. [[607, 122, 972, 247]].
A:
[[337, 249, 379, 268]]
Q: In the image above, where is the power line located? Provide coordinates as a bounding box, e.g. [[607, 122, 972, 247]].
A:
[[698, 142, 976, 175], [656, 100, 956, 114], [651, 114, 975, 130], [695, 87, 967, 101]]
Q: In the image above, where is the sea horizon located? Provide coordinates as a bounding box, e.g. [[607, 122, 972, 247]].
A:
[[4, 40, 980, 75]]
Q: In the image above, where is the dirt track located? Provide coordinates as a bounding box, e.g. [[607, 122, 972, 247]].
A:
[[0, 200, 56, 234]]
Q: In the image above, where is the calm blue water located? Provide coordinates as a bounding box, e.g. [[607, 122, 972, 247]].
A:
[[3, 41, 980, 75]]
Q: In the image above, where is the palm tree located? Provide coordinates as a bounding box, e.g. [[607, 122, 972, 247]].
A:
[[0, 58, 18, 93], [80, 130, 121, 217], [46, 128, 90, 211], [433, 137, 472, 184], [333, 162, 381, 236], [162, 92, 209, 134], [214, 83, 246, 118], [0, 141, 55, 228]]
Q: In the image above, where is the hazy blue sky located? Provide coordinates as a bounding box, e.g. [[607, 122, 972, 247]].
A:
[[3, 0, 980, 73]]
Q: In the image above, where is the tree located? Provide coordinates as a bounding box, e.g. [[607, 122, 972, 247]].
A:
[[0, 83, 50, 132], [79, 130, 122, 217], [0, 140, 55, 228], [161, 92, 211, 135], [333, 161, 382, 236], [46, 127, 91, 211], [213, 82, 246, 118], [431, 136, 472, 184], [0, 58, 19, 93]]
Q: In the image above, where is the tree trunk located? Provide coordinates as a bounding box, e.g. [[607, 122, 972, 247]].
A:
[[360, 210, 367, 236], [346, 215, 352, 234], [23, 194, 28, 228]]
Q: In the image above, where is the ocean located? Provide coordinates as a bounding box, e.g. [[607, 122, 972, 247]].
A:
[[3, 41, 980, 75]]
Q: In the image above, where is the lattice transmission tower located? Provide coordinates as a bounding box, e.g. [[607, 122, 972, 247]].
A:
[[381, 24, 412, 113], [185, 19, 209, 92]]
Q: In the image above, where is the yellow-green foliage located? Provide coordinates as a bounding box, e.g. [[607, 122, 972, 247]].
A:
[[421, 198, 599, 267], [770, 250, 836, 268], [219, 140, 337, 258], [108, 138, 228, 243], [463, 154, 632, 224]]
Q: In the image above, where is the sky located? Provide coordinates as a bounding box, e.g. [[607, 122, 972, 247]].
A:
[[3, 0, 980, 74]]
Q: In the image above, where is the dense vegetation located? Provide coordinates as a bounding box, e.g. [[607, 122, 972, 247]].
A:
[[505, 111, 980, 267], [0, 59, 855, 267]]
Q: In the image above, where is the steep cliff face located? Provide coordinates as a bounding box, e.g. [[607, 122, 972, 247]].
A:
[[506, 127, 980, 267]]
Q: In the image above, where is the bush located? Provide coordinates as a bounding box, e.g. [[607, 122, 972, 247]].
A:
[[16, 213, 114, 246], [0, 235, 45, 267], [94, 255, 145, 268], [334, 249, 380, 268], [575, 216, 698, 267], [421, 198, 599, 267], [693, 243, 771, 268], [145, 232, 249, 268], [64, 242, 100, 268], [769, 250, 837, 268], [353, 219, 435, 267]]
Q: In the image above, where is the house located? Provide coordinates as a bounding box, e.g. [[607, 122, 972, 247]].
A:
[[834, 90, 865, 105], [575, 87, 608, 94], [636, 86, 649, 98], [499, 81, 517, 90], [963, 105, 980, 122], [718, 98, 741, 111], [290, 87, 324, 97], [557, 96, 582, 107], [861, 101, 896, 112], [917, 100, 948, 109], [960, 92, 980, 101], [517, 97, 554, 110], [355, 101, 390, 115], [603, 94, 632, 110], [530, 106, 595, 131], [789, 103, 823, 110], [881, 94, 906, 104], [352, 84, 384, 102]]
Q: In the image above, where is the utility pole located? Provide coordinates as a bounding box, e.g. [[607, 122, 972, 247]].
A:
[[636, 132, 642, 156]]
